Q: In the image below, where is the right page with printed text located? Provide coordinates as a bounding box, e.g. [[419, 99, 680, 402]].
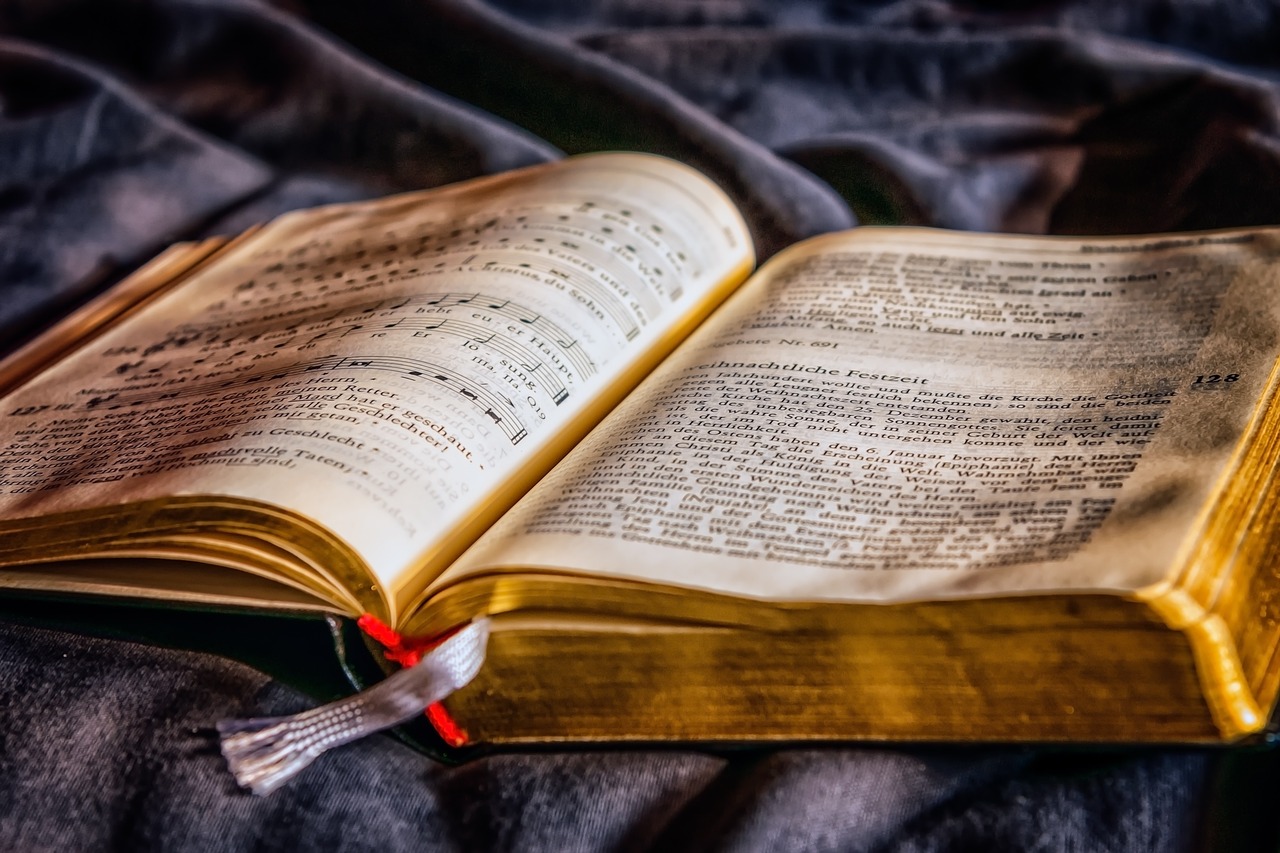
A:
[[439, 228, 1280, 604]]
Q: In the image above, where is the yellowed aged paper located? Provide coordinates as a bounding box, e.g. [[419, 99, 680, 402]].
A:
[[443, 227, 1280, 604], [0, 154, 753, 613]]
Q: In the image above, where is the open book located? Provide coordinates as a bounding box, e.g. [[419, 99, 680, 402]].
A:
[[3, 152, 1280, 746]]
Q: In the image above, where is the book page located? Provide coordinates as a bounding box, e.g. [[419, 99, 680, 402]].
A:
[[0, 154, 753, 606], [443, 227, 1280, 603]]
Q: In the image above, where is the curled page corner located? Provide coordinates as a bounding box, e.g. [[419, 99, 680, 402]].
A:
[[217, 618, 490, 796]]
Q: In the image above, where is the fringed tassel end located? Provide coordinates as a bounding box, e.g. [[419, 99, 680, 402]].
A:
[[219, 618, 489, 795]]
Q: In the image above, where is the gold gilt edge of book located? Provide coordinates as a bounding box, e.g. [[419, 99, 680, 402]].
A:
[[412, 571, 1222, 745], [407, 569, 1161, 634], [1225, 436, 1280, 710], [0, 496, 383, 621], [1135, 356, 1280, 739]]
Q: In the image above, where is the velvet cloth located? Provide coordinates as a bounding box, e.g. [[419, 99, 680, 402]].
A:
[[2, 1, 1280, 848]]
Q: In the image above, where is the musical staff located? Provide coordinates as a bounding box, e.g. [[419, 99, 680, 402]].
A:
[[77, 185, 712, 462], [155, 291, 598, 383], [84, 355, 529, 446], [392, 317, 570, 404]]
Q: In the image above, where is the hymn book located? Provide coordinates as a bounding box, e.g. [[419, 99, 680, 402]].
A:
[[2, 152, 1280, 747]]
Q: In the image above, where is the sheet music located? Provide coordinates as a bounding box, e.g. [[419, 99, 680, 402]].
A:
[[0, 154, 752, 600]]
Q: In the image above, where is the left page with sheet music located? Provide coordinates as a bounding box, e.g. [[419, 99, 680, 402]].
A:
[[0, 153, 754, 627]]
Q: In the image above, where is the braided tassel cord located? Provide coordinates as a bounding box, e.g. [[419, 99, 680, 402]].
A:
[[218, 619, 489, 795]]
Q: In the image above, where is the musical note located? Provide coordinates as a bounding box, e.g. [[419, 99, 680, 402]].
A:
[[85, 394, 118, 409]]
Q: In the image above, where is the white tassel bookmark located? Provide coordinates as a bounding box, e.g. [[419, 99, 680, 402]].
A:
[[218, 618, 490, 795]]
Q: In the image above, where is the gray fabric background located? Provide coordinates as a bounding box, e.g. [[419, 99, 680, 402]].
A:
[[2, 0, 1280, 849]]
